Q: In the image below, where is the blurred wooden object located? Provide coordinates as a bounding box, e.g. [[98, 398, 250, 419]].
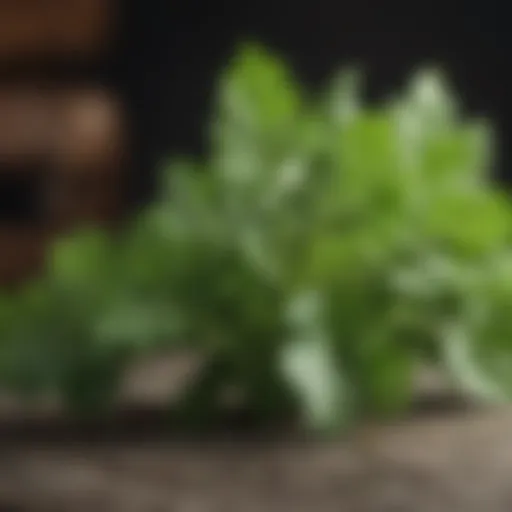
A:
[[0, 87, 124, 162], [49, 88, 126, 230], [0, 87, 125, 284], [0, 0, 116, 62], [0, 0, 125, 286]]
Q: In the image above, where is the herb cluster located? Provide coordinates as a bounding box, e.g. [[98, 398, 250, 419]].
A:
[[1, 44, 511, 432]]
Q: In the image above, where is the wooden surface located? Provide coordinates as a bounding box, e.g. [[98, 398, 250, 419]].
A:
[[0, 358, 508, 512], [1, 406, 512, 511]]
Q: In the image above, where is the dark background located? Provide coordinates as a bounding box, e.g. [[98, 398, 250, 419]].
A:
[[110, 0, 508, 207]]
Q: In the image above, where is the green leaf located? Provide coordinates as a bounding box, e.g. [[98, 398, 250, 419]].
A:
[[426, 189, 511, 255], [216, 42, 301, 136], [332, 112, 408, 214], [420, 123, 493, 187], [354, 323, 414, 416], [441, 322, 510, 404], [406, 67, 458, 131], [324, 67, 363, 127], [280, 291, 354, 432], [212, 43, 303, 201], [280, 334, 353, 432], [94, 299, 186, 350], [49, 229, 114, 291]]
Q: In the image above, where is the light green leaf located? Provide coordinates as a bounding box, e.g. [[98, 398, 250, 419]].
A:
[[324, 68, 363, 126], [216, 42, 301, 135], [280, 334, 353, 432], [281, 291, 354, 431], [406, 67, 458, 131]]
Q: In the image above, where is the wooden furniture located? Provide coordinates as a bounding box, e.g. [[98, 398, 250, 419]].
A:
[[0, 1, 124, 285]]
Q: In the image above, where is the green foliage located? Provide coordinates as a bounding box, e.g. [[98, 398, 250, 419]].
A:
[[1, 42, 512, 433], [0, 232, 128, 415]]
